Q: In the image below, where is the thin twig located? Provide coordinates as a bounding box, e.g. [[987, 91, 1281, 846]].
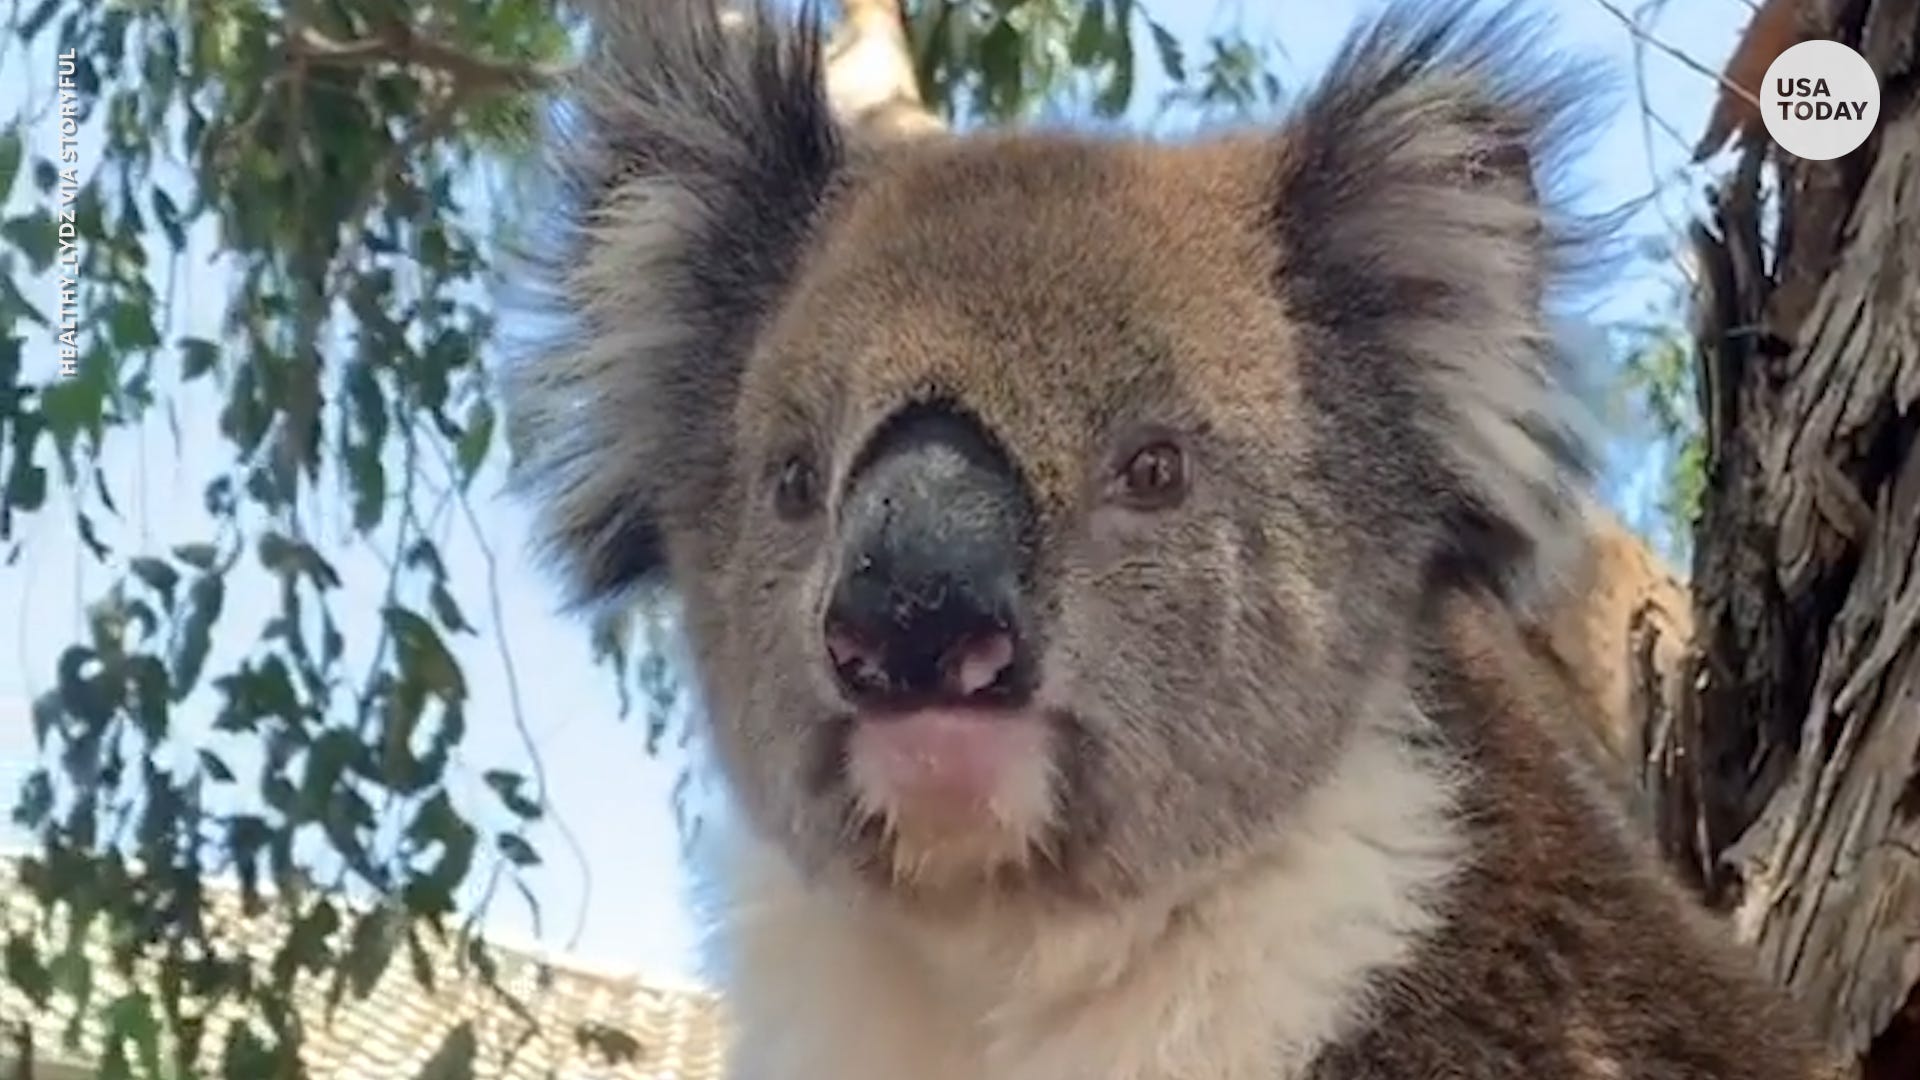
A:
[[1587, 0, 1762, 113]]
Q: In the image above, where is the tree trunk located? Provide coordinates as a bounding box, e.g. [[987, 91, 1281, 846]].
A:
[[1633, 0, 1920, 1074]]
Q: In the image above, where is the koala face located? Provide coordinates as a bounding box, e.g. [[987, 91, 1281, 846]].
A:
[[508, 0, 1608, 909], [697, 137, 1438, 903]]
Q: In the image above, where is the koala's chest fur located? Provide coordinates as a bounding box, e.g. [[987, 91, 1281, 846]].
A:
[[707, 702, 1467, 1080]]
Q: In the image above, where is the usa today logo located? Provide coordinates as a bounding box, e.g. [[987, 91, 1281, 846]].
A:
[[1761, 40, 1881, 160]]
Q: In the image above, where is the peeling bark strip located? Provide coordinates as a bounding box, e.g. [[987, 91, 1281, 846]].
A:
[[1634, 0, 1920, 1074], [1694, 0, 1812, 161]]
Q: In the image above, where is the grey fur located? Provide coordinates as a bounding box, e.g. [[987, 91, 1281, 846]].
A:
[[504, 0, 843, 610]]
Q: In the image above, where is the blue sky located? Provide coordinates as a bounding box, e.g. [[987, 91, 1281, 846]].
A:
[[0, 0, 1751, 987]]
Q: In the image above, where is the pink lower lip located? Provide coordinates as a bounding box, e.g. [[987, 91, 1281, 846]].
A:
[[846, 705, 1049, 809]]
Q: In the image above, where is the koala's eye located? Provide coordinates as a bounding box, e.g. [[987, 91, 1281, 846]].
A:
[[1115, 440, 1187, 510], [773, 455, 820, 521]]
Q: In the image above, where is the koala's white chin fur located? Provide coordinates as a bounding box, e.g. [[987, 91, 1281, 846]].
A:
[[697, 688, 1468, 1080], [844, 707, 1063, 891]]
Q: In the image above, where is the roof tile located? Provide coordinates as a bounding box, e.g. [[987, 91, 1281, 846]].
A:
[[0, 860, 729, 1079]]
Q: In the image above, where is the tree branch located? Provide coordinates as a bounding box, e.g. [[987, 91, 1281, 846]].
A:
[[286, 24, 566, 98], [822, 0, 945, 138], [285, 3, 946, 139]]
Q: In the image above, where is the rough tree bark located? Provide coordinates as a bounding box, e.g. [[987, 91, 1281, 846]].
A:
[[1606, 0, 1920, 1076]]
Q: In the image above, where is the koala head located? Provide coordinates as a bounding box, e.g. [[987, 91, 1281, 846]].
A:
[[506, 0, 1611, 909]]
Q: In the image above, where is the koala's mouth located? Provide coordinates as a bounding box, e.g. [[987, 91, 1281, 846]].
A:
[[846, 705, 1052, 813], [836, 704, 1064, 888]]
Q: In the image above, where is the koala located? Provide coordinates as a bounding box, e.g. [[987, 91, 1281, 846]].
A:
[[503, 0, 1836, 1077]]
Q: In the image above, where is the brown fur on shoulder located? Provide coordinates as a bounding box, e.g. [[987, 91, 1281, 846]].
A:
[[1302, 588, 1834, 1080]]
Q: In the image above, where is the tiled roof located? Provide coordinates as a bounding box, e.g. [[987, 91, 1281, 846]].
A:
[[0, 858, 729, 1079]]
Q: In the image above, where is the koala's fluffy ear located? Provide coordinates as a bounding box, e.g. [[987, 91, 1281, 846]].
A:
[[504, 0, 844, 607], [1271, 0, 1615, 605]]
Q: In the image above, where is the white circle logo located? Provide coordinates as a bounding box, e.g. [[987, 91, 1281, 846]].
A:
[[1760, 40, 1881, 160]]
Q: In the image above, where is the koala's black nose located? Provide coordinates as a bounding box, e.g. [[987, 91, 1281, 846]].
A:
[[824, 404, 1035, 710]]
